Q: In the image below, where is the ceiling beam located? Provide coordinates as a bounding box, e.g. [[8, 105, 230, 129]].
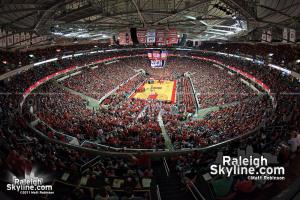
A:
[[258, 5, 296, 21], [152, 0, 210, 25], [0, 8, 46, 15], [0, 11, 37, 27], [85, 10, 174, 25], [159, 17, 235, 25], [88, 10, 173, 24], [221, 0, 256, 20], [131, 0, 146, 27], [175, 0, 184, 10], [33, 0, 78, 31]]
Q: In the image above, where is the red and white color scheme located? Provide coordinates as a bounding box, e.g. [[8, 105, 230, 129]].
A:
[[167, 28, 178, 45], [118, 31, 132, 45], [146, 29, 156, 44], [137, 29, 147, 44], [156, 29, 165, 46], [147, 52, 153, 59], [152, 51, 161, 59]]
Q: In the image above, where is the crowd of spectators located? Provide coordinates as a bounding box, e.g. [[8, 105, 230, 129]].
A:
[[0, 44, 299, 200], [33, 81, 165, 149], [2, 49, 298, 151], [62, 59, 137, 100], [0, 43, 109, 73], [18, 55, 270, 150], [166, 49, 300, 199], [199, 42, 300, 72], [0, 117, 151, 200]]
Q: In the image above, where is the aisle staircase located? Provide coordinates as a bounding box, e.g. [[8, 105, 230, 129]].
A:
[[157, 110, 174, 151], [54, 81, 100, 110], [152, 160, 196, 200]]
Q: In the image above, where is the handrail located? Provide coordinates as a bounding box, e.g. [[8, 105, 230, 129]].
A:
[[187, 75, 200, 113], [81, 140, 166, 152], [190, 181, 206, 200], [35, 117, 79, 144], [28, 111, 267, 157], [187, 184, 199, 200], [163, 157, 170, 176], [156, 185, 162, 200], [79, 155, 101, 173]]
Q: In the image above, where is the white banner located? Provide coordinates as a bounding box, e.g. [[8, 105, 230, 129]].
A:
[[147, 30, 156, 43], [14, 34, 20, 44], [147, 36, 155, 43], [282, 28, 288, 43], [290, 29, 296, 42], [266, 30, 272, 42], [147, 30, 156, 37], [7, 35, 13, 46], [261, 30, 266, 42]]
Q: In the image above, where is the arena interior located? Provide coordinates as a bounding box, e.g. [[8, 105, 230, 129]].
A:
[[0, 0, 300, 200]]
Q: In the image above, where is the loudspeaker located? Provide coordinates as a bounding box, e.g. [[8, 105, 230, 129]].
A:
[[113, 35, 119, 45], [178, 34, 187, 46], [130, 28, 139, 45]]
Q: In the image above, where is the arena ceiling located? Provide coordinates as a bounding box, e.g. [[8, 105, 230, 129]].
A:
[[0, 0, 300, 47]]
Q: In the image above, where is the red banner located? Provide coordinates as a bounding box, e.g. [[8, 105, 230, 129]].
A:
[[118, 31, 132, 45], [156, 29, 165, 46], [137, 29, 147, 44], [167, 28, 178, 45]]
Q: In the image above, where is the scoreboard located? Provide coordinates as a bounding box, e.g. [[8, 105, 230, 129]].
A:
[[148, 50, 168, 68]]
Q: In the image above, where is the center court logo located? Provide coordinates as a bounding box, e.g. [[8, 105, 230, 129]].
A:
[[210, 146, 285, 180], [6, 170, 54, 195]]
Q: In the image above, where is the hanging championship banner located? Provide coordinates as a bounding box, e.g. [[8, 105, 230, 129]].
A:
[[167, 28, 178, 45], [25, 33, 31, 45], [261, 30, 266, 42], [0, 30, 4, 47], [125, 32, 132, 45], [266, 30, 272, 43], [156, 29, 165, 46], [0, 30, 5, 47], [282, 28, 288, 43], [147, 29, 156, 44], [289, 29, 296, 43], [119, 31, 132, 45], [14, 34, 20, 45], [118, 32, 126, 45], [7, 35, 13, 46], [20, 33, 25, 45], [137, 29, 147, 44]]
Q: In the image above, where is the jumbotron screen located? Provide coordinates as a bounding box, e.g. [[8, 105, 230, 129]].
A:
[[148, 50, 168, 67], [147, 50, 167, 60]]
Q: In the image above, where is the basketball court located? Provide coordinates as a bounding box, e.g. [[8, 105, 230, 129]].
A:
[[131, 80, 176, 103]]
